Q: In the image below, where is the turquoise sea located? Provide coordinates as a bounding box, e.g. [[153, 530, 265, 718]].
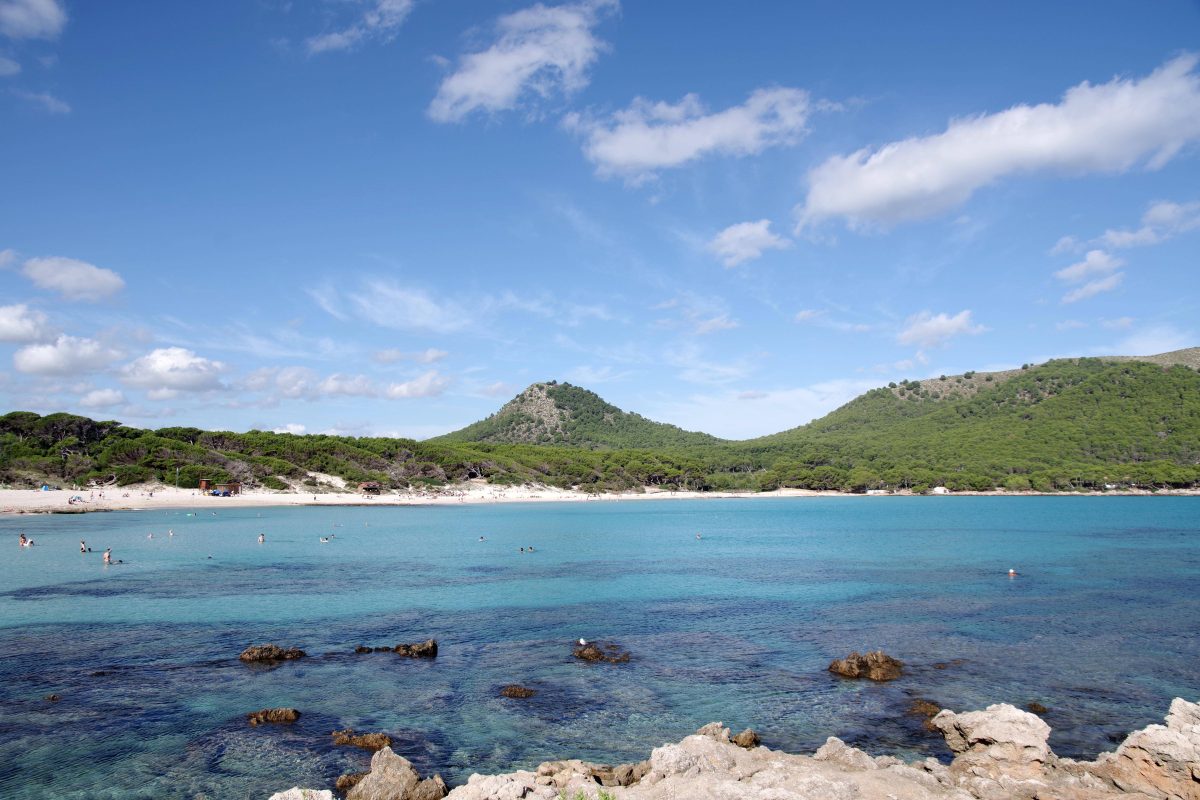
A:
[[1, 497, 1197, 799]]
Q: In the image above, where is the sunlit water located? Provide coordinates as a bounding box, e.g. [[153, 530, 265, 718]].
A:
[[1, 497, 1197, 799]]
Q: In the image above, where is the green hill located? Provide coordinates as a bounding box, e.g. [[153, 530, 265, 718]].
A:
[[433, 381, 725, 449]]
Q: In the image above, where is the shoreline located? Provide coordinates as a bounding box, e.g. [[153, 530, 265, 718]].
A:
[[2, 482, 1197, 514]]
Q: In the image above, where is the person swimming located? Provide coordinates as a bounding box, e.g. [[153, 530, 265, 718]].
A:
[[319, 536, 330, 543], [18, 533, 27, 547], [80, 540, 87, 553], [1008, 568, 1018, 577], [257, 533, 265, 543], [103, 548, 112, 564]]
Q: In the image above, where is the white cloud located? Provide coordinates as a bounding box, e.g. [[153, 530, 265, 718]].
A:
[[1055, 320, 1087, 331], [646, 379, 879, 440], [0, 248, 16, 267], [1062, 273, 1123, 304], [347, 280, 471, 333], [0, 303, 52, 342], [662, 341, 752, 385], [1100, 199, 1200, 248], [1054, 249, 1124, 283], [79, 388, 126, 409], [245, 366, 379, 400], [0, 55, 19, 76], [708, 220, 791, 267], [794, 309, 822, 322], [568, 86, 810, 182], [22, 256, 124, 300], [374, 347, 449, 364], [429, 0, 616, 123], [0, 0, 66, 39], [692, 314, 739, 335], [897, 310, 985, 348], [798, 54, 1200, 229], [385, 370, 450, 398], [11, 88, 69, 113], [317, 372, 376, 397], [306, 0, 414, 55], [272, 423, 307, 435], [1101, 316, 1135, 330], [1049, 235, 1080, 255], [120, 347, 227, 395], [13, 334, 119, 375]]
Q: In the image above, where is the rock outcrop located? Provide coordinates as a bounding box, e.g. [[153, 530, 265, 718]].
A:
[[332, 728, 393, 751], [500, 685, 536, 699], [828, 650, 904, 681], [573, 641, 631, 663], [275, 698, 1200, 800], [394, 640, 438, 658], [239, 644, 306, 663], [247, 707, 300, 726], [345, 746, 448, 800], [268, 789, 334, 800]]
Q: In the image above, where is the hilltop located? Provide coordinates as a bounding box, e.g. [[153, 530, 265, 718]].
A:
[[433, 381, 725, 450]]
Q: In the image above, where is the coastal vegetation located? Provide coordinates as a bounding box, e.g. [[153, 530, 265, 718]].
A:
[[2, 352, 1198, 494]]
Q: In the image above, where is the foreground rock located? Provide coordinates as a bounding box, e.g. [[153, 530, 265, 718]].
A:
[[247, 707, 300, 726], [828, 650, 904, 681], [239, 644, 306, 663], [277, 698, 1200, 800], [332, 728, 393, 751], [269, 789, 333, 800], [345, 746, 448, 800]]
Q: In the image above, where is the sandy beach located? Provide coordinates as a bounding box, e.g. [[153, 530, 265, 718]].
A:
[[2, 481, 1195, 514]]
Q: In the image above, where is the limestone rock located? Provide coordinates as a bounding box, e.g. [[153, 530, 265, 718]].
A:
[[814, 736, 879, 771], [828, 650, 903, 681], [333, 728, 394, 751], [239, 643, 306, 663], [932, 703, 1053, 780], [247, 707, 300, 726], [347, 746, 448, 800], [268, 789, 334, 800], [1101, 697, 1200, 799]]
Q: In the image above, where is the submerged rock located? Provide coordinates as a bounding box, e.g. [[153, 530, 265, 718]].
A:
[[828, 650, 903, 681], [909, 699, 943, 731], [336, 771, 369, 792], [394, 639, 438, 658], [247, 707, 301, 726], [1026, 701, 1049, 715], [500, 684, 536, 699], [573, 641, 631, 663], [346, 746, 448, 800], [332, 728, 393, 751], [239, 644, 306, 663]]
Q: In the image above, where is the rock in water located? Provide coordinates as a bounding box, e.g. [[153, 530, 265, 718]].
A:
[[732, 728, 761, 749], [573, 641, 631, 663], [247, 707, 300, 726], [239, 644, 306, 663], [394, 639, 438, 658], [335, 772, 368, 792], [500, 684, 536, 698], [346, 746, 448, 800], [827, 650, 903, 681], [332, 728, 393, 751]]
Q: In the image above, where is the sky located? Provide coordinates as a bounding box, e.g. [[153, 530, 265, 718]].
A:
[[1, 1, 1198, 440]]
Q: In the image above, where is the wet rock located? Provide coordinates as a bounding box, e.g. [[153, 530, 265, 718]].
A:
[[828, 650, 904, 681], [732, 728, 761, 749], [500, 684, 536, 699], [394, 639, 438, 658], [239, 644, 306, 663], [573, 641, 631, 663], [332, 728, 393, 751], [1027, 701, 1049, 715], [44, 693, 60, 702], [909, 699, 943, 731], [247, 707, 300, 726], [346, 746, 448, 800], [335, 772, 368, 792]]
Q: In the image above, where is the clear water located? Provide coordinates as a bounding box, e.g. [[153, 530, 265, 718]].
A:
[[1, 497, 1197, 799]]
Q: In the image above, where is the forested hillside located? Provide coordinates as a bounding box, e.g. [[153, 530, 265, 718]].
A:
[[1, 352, 1198, 494]]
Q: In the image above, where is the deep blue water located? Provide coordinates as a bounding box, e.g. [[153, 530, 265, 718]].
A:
[[0, 497, 1197, 799]]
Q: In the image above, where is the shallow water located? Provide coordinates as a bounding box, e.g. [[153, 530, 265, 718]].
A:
[[1, 497, 1197, 799]]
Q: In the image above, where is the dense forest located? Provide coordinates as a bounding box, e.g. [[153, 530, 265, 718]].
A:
[[2, 356, 1198, 494]]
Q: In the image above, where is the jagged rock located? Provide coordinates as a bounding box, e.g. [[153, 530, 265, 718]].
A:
[[695, 722, 731, 743], [732, 728, 761, 749], [239, 644, 306, 663], [910, 699, 944, 731], [932, 703, 1053, 781], [573, 641, 631, 663], [247, 707, 300, 726], [611, 760, 651, 786], [814, 736, 879, 771], [394, 640, 438, 658], [336, 772, 368, 792], [1099, 697, 1200, 799], [828, 650, 904, 681], [268, 789, 334, 800], [500, 684, 536, 699], [332, 728, 393, 751], [347, 746, 448, 800]]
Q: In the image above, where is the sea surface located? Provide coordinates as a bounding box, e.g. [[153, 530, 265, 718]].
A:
[[0, 497, 1197, 799]]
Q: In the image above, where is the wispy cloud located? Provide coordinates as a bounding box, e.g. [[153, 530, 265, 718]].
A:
[[305, 0, 414, 55], [1062, 273, 1123, 304], [0, 55, 19, 76], [567, 86, 810, 183], [0, 0, 67, 40], [386, 369, 450, 398], [798, 54, 1200, 229], [12, 88, 69, 113], [22, 256, 123, 299], [1100, 199, 1200, 248], [429, 0, 617, 122], [897, 310, 985, 348], [1054, 249, 1123, 283], [374, 347, 448, 364], [708, 219, 791, 267]]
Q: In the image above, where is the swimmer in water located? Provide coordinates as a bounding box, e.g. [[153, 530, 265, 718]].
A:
[[257, 533, 265, 544], [1008, 568, 1018, 577], [103, 548, 112, 564]]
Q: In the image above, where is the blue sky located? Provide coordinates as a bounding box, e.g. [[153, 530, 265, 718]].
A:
[[1, 1, 1198, 440]]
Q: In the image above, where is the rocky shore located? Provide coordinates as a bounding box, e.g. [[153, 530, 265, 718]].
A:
[[270, 697, 1199, 800]]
